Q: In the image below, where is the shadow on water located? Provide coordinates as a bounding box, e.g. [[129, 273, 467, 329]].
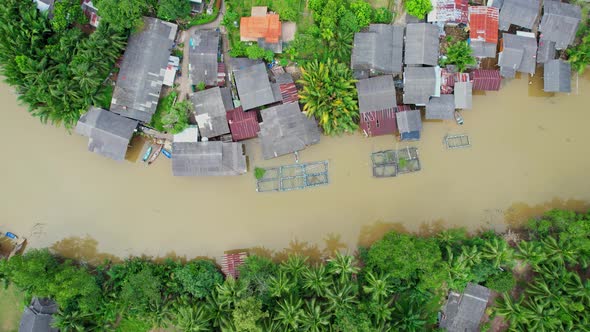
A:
[[322, 233, 348, 257], [504, 197, 590, 228], [528, 66, 556, 98], [51, 236, 121, 265], [417, 219, 447, 237], [357, 221, 408, 248]]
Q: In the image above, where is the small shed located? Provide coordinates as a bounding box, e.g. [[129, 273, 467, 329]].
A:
[[498, 0, 540, 31], [226, 106, 260, 141], [19, 297, 58, 332], [471, 69, 502, 91], [454, 82, 472, 109], [405, 23, 440, 66], [537, 39, 557, 64], [351, 24, 405, 75], [171, 141, 247, 176], [75, 107, 138, 161], [426, 95, 455, 120], [190, 87, 231, 139], [544, 59, 571, 93], [396, 109, 422, 141], [539, 1, 582, 50], [427, 0, 469, 25], [439, 283, 491, 332], [356, 76, 398, 137], [498, 32, 537, 78], [403, 66, 440, 105], [233, 62, 277, 111]]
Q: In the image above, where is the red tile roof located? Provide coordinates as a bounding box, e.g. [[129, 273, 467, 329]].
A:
[[240, 14, 282, 43], [472, 69, 502, 91], [279, 83, 299, 104], [360, 108, 397, 137], [469, 6, 499, 44], [221, 252, 247, 279], [226, 106, 260, 141]]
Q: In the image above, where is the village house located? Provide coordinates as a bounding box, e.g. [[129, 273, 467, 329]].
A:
[[75, 107, 138, 161], [544, 59, 572, 93], [110, 17, 178, 123], [537, 39, 557, 64], [396, 108, 422, 141], [471, 69, 502, 90], [405, 23, 440, 67], [171, 141, 247, 176], [258, 103, 321, 159], [233, 62, 280, 111], [403, 66, 440, 105], [454, 81, 473, 109], [498, 0, 540, 31], [240, 6, 283, 53], [498, 32, 538, 78], [469, 6, 499, 58], [190, 87, 231, 140], [439, 283, 491, 332], [427, 0, 469, 25], [356, 75, 398, 137], [351, 24, 405, 79], [189, 30, 220, 88], [426, 95, 456, 120], [539, 1, 582, 50], [19, 297, 58, 332]]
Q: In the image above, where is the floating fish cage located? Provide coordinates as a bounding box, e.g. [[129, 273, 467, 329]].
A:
[[256, 161, 329, 192], [371, 147, 421, 178], [444, 134, 471, 149]]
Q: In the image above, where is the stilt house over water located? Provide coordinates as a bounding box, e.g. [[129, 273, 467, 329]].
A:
[[356, 75, 398, 137]]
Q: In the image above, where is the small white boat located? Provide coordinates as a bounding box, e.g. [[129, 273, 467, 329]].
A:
[[454, 111, 464, 125]]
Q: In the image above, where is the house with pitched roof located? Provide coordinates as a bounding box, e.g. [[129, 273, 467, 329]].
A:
[[189, 29, 220, 88], [539, 1, 582, 50], [426, 95, 455, 120], [351, 24, 405, 78], [190, 87, 231, 139], [233, 62, 279, 111], [19, 298, 58, 332], [240, 6, 283, 52], [110, 17, 177, 123], [356, 76, 398, 137], [75, 107, 138, 161], [544, 59, 571, 93], [403, 66, 441, 105], [405, 23, 440, 67], [469, 6, 499, 58], [440, 283, 491, 332], [537, 39, 557, 64], [499, 0, 540, 30], [171, 141, 247, 176], [396, 109, 423, 141], [498, 32, 537, 78], [258, 103, 321, 159], [427, 0, 469, 25], [471, 69, 502, 90]]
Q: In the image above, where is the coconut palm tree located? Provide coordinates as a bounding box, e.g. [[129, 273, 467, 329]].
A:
[[302, 265, 331, 297], [458, 245, 482, 267], [494, 294, 528, 327], [391, 298, 427, 332], [147, 298, 172, 328], [172, 305, 211, 332], [206, 293, 232, 329], [540, 236, 578, 266], [216, 277, 246, 307], [274, 296, 304, 329], [563, 272, 590, 306], [327, 252, 360, 283], [280, 254, 308, 279], [325, 282, 358, 312], [515, 241, 546, 267], [481, 238, 514, 269], [51, 310, 91, 331], [362, 271, 393, 302], [300, 298, 330, 332], [268, 271, 295, 298]]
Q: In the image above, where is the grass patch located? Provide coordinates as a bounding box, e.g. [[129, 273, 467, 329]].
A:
[[254, 167, 266, 180], [186, 5, 219, 27], [0, 285, 25, 332], [151, 91, 178, 132], [232, 0, 306, 22]]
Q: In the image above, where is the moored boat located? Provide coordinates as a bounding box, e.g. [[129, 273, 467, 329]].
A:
[[147, 145, 163, 165], [454, 111, 464, 125], [162, 149, 172, 159], [142, 146, 153, 162]]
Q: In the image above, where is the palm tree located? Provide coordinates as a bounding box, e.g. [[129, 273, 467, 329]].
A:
[[458, 245, 482, 267], [147, 298, 172, 329], [481, 238, 514, 269], [327, 30, 353, 63], [327, 252, 360, 283], [302, 265, 331, 297], [300, 298, 330, 332], [540, 236, 578, 266], [369, 298, 394, 327], [515, 241, 546, 267], [325, 282, 358, 312], [52, 310, 90, 331], [522, 298, 560, 332], [268, 271, 295, 298], [172, 305, 211, 332], [391, 298, 427, 332], [280, 254, 308, 279], [274, 296, 304, 330], [216, 277, 246, 306], [563, 272, 590, 306], [205, 293, 232, 329], [494, 294, 527, 326], [362, 271, 393, 302]]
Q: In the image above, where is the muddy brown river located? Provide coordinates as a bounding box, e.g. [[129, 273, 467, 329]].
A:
[[1, 72, 590, 263]]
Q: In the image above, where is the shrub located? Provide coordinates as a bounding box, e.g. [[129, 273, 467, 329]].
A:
[[440, 40, 476, 72], [404, 0, 433, 18], [174, 260, 223, 299], [373, 7, 393, 24], [485, 271, 516, 293], [254, 167, 266, 180]]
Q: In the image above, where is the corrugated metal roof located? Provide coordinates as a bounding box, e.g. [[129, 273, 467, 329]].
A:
[[469, 6, 499, 44], [544, 59, 571, 93], [279, 83, 299, 104], [226, 106, 260, 141], [539, 1, 582, 50], [454, 81, 473, 109], [472, 69, 502, 91], [499, 0, 540, 30], [428, 0, 469, 24], [351, 24, 405, 75], [405, 23, 440, 66], [240, 13, 281, 43], [360, 108, 397, 137], [425, 95, 455, 119]]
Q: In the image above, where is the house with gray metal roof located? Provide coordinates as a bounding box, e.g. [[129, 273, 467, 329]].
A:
[[471, 40, 497, 58], [498, 32, 537, 78], [171, 141, 247, 176], [403, 66, 440, 105], [454, 81, 472, 109], [233, 62, 277, 111], [75, 107, 138, 161], [19, 297, 58, 332], [396, 109, 422, 141], [426, 95, 455, 119], [356, 75, 398, 136], [351, 24, 405, 78], [258, 103, 321, 159], [539, 1, 581, 50], [404, 23, 440, 67], [537, 39, 556, 64], [189, 29, 220, 88], [190, 87, 231, 139], [544, 59, 571, 93], [110, 17, 177, 123], [439, 283, 491, 332], [499, 0, 540, 30]]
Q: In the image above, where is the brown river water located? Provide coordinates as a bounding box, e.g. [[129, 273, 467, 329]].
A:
[[1, 72, 590, 263]]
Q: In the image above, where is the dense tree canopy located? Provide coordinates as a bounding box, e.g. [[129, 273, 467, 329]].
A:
[[156, 0, 191, 22], [404, 0, 433, 18], [441, 40, 477, 72], [95, 0, 151, 32]]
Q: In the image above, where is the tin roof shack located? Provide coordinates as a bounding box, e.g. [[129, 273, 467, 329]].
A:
[[111, 17, 177, 123], [396, 109, 423, 141], [425, 95, 455, 119], [233, 62, 278, 111], [427, 0, 469, 25], [537, 39, 557, 64], [226, 106, 260, 141], [405, 23, 440, 66], [75, 107, 138, 161], [539, 1, 582, 50], [275, 73, 299, 104], [498, 0, 540, 30], [356, 76, 398, 137], [240, 6, 282, 52], [190, 87, 231, 139], [439, 283, 491, 332], [171, 141, 247, 176], [19, 297, 58, 332], [469, 6, 499, 58], [258, 103, 321, 159], [544, 59, 572, 93], [471, 69, 502, 90], [189, 30, 220, 88], [351, 24, 405, 78], [403, 66, 441, 105], [498, 32, 538, 78], [454, 81, 472, 109]]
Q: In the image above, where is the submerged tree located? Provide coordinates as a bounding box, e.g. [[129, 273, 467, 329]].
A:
[[298, 59, 359, 136]]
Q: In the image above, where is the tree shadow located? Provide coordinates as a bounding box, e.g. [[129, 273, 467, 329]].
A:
[[504, 198, 590, 229], [417, 218, 446, 237], [322, 233, 348, 258], [273, 239, 322, 264], [357, 220, 408, 248], [50, 235, 121, 265]]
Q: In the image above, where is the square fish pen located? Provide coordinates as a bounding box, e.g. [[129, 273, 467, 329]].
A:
[[256, 161, 329, 192], [396, 147, 421, 174], [444, 134, 471, 149], [371, 147, 421, 178]]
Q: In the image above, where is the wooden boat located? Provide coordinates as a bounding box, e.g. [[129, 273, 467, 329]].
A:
[[147, 145, 163, 165], [454, 111, 464, 125], [142, 146, 153, 162], [162, 149, 172, 159]]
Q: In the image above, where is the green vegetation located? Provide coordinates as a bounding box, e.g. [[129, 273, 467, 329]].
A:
[[187, 5, 220, 28], [0, 0, 126, 129], [440, 40, 476, 72], [404, 0, 432, 18], [254, 167, 267, 180], [52, 0, 88, 32], [298, 59, 359, 135], [0, 209, 588, 330], [94, 0, 151, 32], [0, 285, 25, 332], [196, 81, 206, 91], [157, 0, 191, 22], [567, 23, 590, 74], [151, 91, 191, 134]]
